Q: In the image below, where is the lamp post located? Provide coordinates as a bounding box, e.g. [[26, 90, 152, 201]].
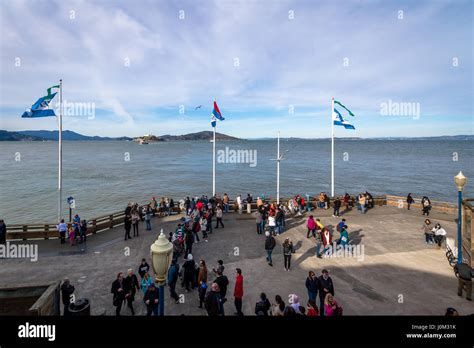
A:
[[150, 228, 173, 316], [454, 171, 467, 265]]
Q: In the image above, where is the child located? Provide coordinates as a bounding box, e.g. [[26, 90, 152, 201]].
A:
[[145, 207, 152, 231]]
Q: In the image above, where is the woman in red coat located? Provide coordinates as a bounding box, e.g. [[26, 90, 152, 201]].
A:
[[234, 268, 244, 316]]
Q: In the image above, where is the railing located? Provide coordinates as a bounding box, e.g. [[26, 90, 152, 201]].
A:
[[5, 195, 458, 241]]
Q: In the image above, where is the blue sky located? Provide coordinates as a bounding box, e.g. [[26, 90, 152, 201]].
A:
[[0, 0, 472, 138]]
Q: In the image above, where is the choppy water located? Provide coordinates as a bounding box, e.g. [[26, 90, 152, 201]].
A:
[[0, 139, 472, 224]]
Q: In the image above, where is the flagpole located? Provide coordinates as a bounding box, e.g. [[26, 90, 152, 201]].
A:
[[331, 97, 335, 198], [58, 79, 63, 222], [212, 99, 216, 197], [277, 131, 280, 205]]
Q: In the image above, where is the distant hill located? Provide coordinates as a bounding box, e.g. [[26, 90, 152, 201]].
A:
[[0, 130, 133, 141], [0, 130, 45, 141], [138, 131, 239, 142]]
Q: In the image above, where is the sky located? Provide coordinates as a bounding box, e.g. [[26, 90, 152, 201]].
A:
[[0, 0, 472, 138]]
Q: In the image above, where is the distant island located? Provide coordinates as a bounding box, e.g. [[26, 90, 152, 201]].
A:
[[1, 129, 472, 142], [0, 130, 239, 142]]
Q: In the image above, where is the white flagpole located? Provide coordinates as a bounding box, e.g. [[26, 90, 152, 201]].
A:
[[331, 97, 335, 198], [58, 79, 63, 222], [277, 131, 280, 205]]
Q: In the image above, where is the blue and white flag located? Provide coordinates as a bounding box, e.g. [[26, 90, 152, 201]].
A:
[[21, 85, 60, 118], [211, 115, 216, 128], [333, 103, 355, 130]]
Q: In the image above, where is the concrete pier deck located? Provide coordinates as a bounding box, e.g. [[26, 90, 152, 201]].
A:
[[1, 206, 473, 316]]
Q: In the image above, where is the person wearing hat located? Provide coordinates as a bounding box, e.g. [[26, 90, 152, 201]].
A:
[[181, 254, 196, 292], [264, 231, 276, 266], [143, 283, 159, 316]]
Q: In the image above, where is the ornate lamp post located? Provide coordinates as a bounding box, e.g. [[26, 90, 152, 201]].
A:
[[150, 229, 173, 316], [454, 171, 467, 265]]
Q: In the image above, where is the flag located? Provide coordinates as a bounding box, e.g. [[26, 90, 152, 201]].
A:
[[211, 100, 224, 127], [333, 107, 355, 130], [21, 85, 60, 118], [212, 101, 224, 121], [334, 100, 355, 117]]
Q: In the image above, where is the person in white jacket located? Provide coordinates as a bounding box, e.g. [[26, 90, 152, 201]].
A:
[[432, 223, 447, 248]]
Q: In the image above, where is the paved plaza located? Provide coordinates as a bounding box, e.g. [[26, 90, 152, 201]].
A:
[[1, 206, 473, 316]]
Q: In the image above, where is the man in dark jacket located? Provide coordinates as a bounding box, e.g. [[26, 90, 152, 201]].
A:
[[264, 231, 276, 266], [214, 270, 229, 300], [138, 258, 150, 279], [60, 278, 75, 316], [318, 269, 335, 316], [181, 254, 196, 291], [205, 283, 224, 316], [123, 269, 140, 315], [111, 272, 125, 316], [167, 259, 180, 303], [455, 263, 472, 301], [124, 214, 132, 240], [143, 283, 159, 316]]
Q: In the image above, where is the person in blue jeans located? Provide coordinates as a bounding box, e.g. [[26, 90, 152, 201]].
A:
[[305, 271, 319, 302], [264, 231, 276, 266], [144, 206, 152, 231]]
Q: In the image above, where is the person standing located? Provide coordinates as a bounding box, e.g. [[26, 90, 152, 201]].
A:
[[333, 197, 342, 217], [432, 223, 447, 248], [60, 278, 75, 316], [184, 224, 194, 259], [246, 194, 253, 214], [57, 219, 67, 244], [206, 210, 213, 235], [214, 270, 229, 314], [406, 193, 415, 210], [131, 208, 140, 237], [282, 238, 295, 271], [318, 269, 335, 317], [234, 268, 244, 316], [421, 196, 432, 216], [167, 259, 180, 303], [264, 231, 276, 266], [268, 214, 276, 235], [255, 210, 263, 235], [123, 269, 139, 315], [144, 206, 152, 231], [79, 220, 87, 243], [305, 271, 319, 302], [124, 213, 132, 240], [68, 225, 75, 246], [197, 260, 208, 309], [111, 272, 125, 316], [205, 283, 224, 316], [223, 193, 230, 213], [271, 295, 285, 316], [137, 258, 150, 279], [182, 254, 196, 292], [454, 263, 472, 301], [215, 206, 224, 228], [306, 215, 317, 238], [143, 283, 159, 316], [422, 219, 434, 244], [321, 227, 333, 257]]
